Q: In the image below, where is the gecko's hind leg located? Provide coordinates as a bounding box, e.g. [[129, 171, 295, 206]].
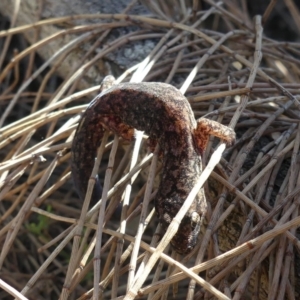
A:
[[99, 75, 116, 92], [193, 118, 236, 154]]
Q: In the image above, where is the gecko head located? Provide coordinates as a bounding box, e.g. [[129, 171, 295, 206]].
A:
[[161, 211, 202, 254], [157, 192, 205, 255]]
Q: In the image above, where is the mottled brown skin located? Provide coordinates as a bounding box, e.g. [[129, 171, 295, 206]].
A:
[[71, 77, 235, 254]]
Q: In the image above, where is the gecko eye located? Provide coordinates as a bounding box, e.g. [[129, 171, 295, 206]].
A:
[[190, 212, 200, 228], [163, 213, 172, 224]]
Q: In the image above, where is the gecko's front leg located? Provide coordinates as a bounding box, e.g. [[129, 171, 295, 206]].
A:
[[193, 118, 236, 154]]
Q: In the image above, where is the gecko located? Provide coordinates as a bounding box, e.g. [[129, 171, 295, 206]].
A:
[[71, 76, 236, 254]]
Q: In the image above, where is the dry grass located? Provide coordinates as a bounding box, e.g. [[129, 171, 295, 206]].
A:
[[1, 0, 300, 299]]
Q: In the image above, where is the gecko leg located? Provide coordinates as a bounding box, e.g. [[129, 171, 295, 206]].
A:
[[99, 75, 116, 91], [193, 118, 236, 154]]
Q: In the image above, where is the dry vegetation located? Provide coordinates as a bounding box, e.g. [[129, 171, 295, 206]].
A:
[[1, 0, 300, 299]]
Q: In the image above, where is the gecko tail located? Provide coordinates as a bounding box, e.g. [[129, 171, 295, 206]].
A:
[[71, 112, 105, 204]]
